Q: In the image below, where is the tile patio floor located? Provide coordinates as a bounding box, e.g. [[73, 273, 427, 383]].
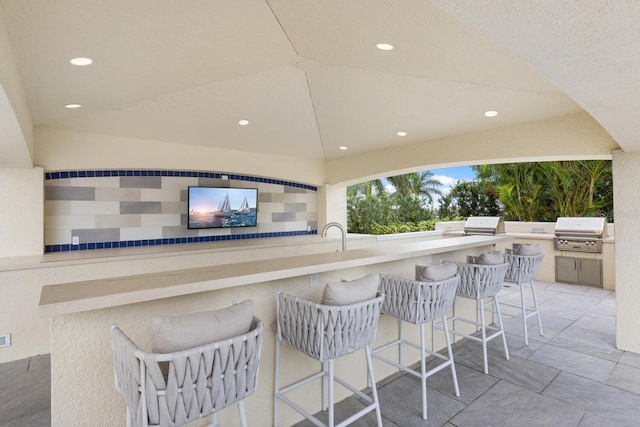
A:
[[2, 281, 640, 426], [293, 281, 640, 427]]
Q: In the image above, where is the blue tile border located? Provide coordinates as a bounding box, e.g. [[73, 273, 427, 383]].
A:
[[44, 230, 318, 253], [45, 169, 317, 191]]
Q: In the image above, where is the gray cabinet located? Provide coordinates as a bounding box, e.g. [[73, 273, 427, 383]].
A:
[[555, 256, 603, 287]]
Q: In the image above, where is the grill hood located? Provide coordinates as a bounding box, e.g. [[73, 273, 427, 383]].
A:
[[464, 216, 505, 235], [554, 217, 606, 238]]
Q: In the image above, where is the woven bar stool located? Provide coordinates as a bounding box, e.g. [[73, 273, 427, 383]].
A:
[[503, 244, 545, 345], [372, 268, 460, 420], [111, 300, 264, 427], [445, 253, 510, 374], [274, 274, 384, 427]]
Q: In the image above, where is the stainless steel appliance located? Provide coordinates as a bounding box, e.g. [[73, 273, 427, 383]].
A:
[[554, 217, 607, 288], [553, 217, 606, 253], [463, 216, 505, 235]]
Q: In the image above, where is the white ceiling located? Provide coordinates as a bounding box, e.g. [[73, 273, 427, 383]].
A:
[[0, 0, 632, 168]]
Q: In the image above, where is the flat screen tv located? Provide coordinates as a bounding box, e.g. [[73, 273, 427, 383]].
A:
[[188, 186, 258, 229]]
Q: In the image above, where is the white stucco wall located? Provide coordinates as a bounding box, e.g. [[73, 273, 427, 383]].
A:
[[34, 128, 326, 187], [612, 150, 640, 353], [0, 167, 43, 257], [326, 112, 617, 185], [0, 6, 34, 168]]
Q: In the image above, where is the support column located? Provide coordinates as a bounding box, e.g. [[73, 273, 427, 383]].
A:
[[612, 150, 640, 353], [317, 184, 347, 233], [0, 166, 43, 257]]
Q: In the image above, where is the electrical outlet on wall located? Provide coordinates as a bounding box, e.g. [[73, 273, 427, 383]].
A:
[[72, 236, 79, 245], [0, 333, 11, 348], [309, 273, 318, 288]]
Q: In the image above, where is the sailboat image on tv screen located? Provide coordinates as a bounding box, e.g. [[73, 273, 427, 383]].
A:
[[215, 193, 234, 218], [238, 196, 250, 214]]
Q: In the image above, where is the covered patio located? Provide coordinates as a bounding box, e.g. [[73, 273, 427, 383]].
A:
[[2, 2, 640, 426]]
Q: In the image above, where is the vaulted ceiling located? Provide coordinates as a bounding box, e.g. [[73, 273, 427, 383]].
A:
[[0, 1, 636, 177]]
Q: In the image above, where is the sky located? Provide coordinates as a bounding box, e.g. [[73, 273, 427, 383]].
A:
[[430, 165, 477, 190], [383, 165, 476, 196]]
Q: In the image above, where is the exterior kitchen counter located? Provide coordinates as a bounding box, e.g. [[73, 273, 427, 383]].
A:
[[39, 234, 511, 318]]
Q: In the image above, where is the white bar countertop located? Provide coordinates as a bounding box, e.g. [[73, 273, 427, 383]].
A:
[[39, 234, 512, 318]]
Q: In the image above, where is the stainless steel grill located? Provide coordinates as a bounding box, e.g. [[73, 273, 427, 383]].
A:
[[463, 216, 505, 235], [554, 217, 606, 253]]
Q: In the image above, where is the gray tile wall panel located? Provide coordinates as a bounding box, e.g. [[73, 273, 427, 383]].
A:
[[231, 226, 258, 235], [120, 176, 161, 189], [45, 201, 70, 215], [162, 226, 200, 238], [72, 228, 120, 243], [284, 186, 307, 193], [272, 212, 296, 222], [285, 203, 307, 213], [120, 201, 161, 214], [270, 193, 285, 203], [162, 201, 185, 214], [96, 214, 141, 228], [258, 193, 272, 202], [45, 171, 318, 248], [95, 187, 141, 201], [46, 186, 95, 201]]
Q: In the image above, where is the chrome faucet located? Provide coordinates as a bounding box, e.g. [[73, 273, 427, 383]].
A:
[[321, 222, 347, 251]]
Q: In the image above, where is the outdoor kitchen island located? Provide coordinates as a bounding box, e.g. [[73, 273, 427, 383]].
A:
[[40, 233, 511, 427]]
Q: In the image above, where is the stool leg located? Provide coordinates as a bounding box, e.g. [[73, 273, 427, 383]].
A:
[[322, 362, 329, 411], [365, 345, 383, 427], [494, 295, 510, 361], [237, 400, 247, 427], [519, 282, 529, 345], [479, 298, 488, 374], [420, 323, 428, 420], [431, 319, 436, 353], [273, 338, 280, 427], [399, 319, 404, 370], [441, 315, 460, 397], [328, 360, 335, 427], [531, 280, 544, 337]]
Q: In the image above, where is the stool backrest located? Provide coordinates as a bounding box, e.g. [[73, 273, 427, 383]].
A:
[[379, 273, 459, 324], [455, 262, 510, 299], [276, 291, 384, 362], [112, 317, 264, 427], [504, 253, 544, 283]]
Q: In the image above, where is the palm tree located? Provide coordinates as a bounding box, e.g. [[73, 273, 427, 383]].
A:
[[386, 171, 443, 205], [347, 179, 386, 200]]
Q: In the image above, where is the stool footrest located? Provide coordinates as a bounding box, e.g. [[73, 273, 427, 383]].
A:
[[372, 340, 453, 380]]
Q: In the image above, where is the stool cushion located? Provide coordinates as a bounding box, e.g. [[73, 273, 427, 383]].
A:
[[416, 263, 458, 282], [475, 251, 504, 265], [152, 299, 255, 353], [322, 273, 380, 306], [516, 243, 542, 255]]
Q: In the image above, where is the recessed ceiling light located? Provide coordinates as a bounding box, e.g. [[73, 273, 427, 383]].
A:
[[376, 43, 394, 51], [238, 119, 250, 126], [64, 103, 82, 109], [484, 110, 498, 117], [70, 57, 93, 66], [339, 146, 348, 151], [396, 131, 407, 137]]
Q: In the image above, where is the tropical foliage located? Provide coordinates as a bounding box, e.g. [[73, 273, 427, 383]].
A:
[[347, 160, 613, 235], [347, 171, 443, 234], [475, 161, 612, 222]]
